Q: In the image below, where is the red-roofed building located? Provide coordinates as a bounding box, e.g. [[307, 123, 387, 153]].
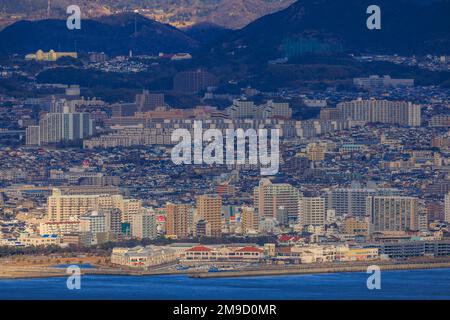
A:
[[233, 246, 264, 259], [186, 245, 213, 252], [278, 235, 292, 242], [184, 246, 214, 261], [278, 235, 304, 245], [234, 246, 264, 253]]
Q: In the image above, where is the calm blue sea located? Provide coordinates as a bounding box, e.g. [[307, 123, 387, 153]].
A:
[[0, 268, 449, 300]]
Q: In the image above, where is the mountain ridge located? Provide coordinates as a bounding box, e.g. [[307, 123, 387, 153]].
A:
[[0, 13, 199, 56], [209, 0, 450, 60], [0, 0, 296, 30], [0, 0, 449, 58]]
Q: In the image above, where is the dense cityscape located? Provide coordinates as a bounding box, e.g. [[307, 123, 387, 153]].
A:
[[0, 0, 449, 304], [1, 53, 449, 272]]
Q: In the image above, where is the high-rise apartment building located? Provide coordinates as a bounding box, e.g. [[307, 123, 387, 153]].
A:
[[173, 70, 218, 94], [299, 197, 326, 226], [276, 206, 289, 227], [131, 211, 157, 240], [337, 99, 421, 127], [327, 189, 374, 217], [104, 208, 122, 238], [135, 90, 165, 112], [111, 103, 139, 117], [325, 188, 401, 217], [78, 210, 110, 245], [254, 179, 301, 221], [196, 195, 222, 237], [50, 99, 76, 113], [116, 198, 142, 223], [79, 211, 107, 234], [38, 112, 94, 145], [227, 99, 257, 119], [320, 108, 343, 121], [445, 192, 450, 223], [264, 100, 292, 119], [135, 211, 157, 240], [26, 126, 41, 146], [241, 207, 259, 233], [47, 188, 141, 222], [227, 99, 292, 119], [194, 219, 211, 237], [367, 196, 419, 233], [165, 203, 191, 239]]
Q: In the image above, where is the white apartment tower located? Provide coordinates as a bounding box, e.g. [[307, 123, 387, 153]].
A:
[[337, 99, 421, 127]]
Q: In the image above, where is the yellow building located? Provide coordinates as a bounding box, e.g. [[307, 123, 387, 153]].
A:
[[25, 49, 78, 62], [339, 247, 379, 262], [241, 207, 259, 234], [344, 217, 369, 235], [47, 188, 141, 223], [19, 234, 60, 247], [306, 142, 327, 161], [196, 195, 222, 237], [291, 244, 378, 263], [111, 246, 179, 268]]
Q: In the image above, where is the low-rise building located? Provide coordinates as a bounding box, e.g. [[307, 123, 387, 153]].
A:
[[182, 245, 265, 262], [111, 245, 179, 268], [18, 234, 60, 246]]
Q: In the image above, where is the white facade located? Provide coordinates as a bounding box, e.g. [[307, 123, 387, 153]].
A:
[[337, 99, 421, 127]]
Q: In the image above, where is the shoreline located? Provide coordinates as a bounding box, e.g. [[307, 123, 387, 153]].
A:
[[2, 259, 450, 280], [189, 261, 450, 279]]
